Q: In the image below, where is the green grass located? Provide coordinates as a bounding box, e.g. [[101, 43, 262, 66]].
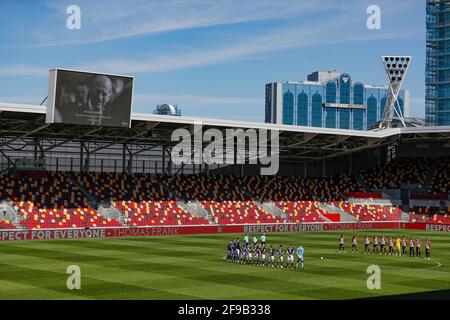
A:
[[0, 229, 449, 299]]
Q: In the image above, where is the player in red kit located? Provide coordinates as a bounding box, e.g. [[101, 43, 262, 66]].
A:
[[402, 236, 407, 256], [388, 236, 394, 255], [338, 234, 345, 252], [409, 238, 415, 257], [425, 236, 431, 259], [364, 235, 370, 254], [351, 236, 358, 253], [373, 235, 379, 254], [381, 235, 387, 255], [416, 237, 421, 258]]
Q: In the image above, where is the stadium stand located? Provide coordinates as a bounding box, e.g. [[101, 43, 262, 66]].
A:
[[360, 157, 430, 189], [244, 175, 362, 202], [0, 220, 15, 229], [0, 169, 448, 229], [276, 201, 326, 223], [409, 206, 450, 223], [165, 174, 283, 224], [430, 157, 450, 195], [0, 172, 121, 229], [74, 172, 207, 226], [333, 201, 402, 221], [165, 174, 361, 223]]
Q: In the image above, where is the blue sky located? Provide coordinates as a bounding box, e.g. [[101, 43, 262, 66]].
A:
[[0, 0, 425, 122]]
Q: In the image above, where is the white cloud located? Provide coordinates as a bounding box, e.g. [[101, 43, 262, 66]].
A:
[[31, 0, 330, 47], [0, 0, 422, 76], [21, 0, 421, 47], [75, 7, 419, 75], [0, 23, 418, 77]]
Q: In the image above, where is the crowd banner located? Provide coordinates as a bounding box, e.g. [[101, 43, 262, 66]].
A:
[[0, 221, 448, 241]]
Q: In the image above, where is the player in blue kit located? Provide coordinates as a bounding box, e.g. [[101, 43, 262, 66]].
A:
[[268, 245, 275, 267], [295, 245, 304, 271], [236, 238, 241, 263], [260, 244, 266, 266], [277, 245, 284, 268], [245, 242, 251, 264], [230, 240, 236, 262], [255, 244, 261, 266], [249, 243, 255, 264], [287, 244, 294, 268], [226, 240, 232, 261], [241, 242, 247, 264]]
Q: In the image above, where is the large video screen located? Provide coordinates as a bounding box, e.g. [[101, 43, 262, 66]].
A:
[[46, 69, 133, 127]]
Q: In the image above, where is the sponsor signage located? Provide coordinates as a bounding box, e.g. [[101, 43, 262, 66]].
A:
[[323, 103, 366, 109]]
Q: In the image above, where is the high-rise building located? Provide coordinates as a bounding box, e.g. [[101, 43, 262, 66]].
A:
[[265, 70, 409, 130], [426, 0, 450, 126]]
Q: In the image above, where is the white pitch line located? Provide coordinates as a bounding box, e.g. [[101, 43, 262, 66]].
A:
[[426, 260, 442, 270]]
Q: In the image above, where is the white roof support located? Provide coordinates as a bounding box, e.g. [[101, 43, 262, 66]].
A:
[[379, 56, 412, 130]]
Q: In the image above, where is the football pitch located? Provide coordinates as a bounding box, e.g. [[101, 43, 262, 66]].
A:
[[0, 229, 449, 300]]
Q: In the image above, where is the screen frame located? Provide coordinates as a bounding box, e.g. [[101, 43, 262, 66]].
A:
[[46, 68, 134, 128]]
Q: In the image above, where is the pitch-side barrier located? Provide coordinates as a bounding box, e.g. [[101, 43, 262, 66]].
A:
[[1, 221, 449, 241]]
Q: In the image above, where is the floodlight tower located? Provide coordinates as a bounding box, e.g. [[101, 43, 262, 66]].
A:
[[378, 56, 411, 130]]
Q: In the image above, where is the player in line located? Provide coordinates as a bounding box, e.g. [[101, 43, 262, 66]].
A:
[[225, 237, 311, 270], [388, 236, 394, 255], [287, 244, 294, 268], [364, 234, 370, 254], [409, 237, 415, 257], [236, 238, 241, 263], [255, 244, 261, 266], [381, 235, 387, 255], [260, 244, 266, 266], [416, 237, 421, 258], [401, 236, 407, 256], [394, 236, 401, 256], [373, 235, 379, 254], [295, 244, 304, 271], [241, 242, 248, 264], [338, 235, 432, 259], [277, 245, 284, 268], [425, 236, 431, 259], [268, 245, 275, 267], [351, 235, 358, 253], [338, 234, 345, 253], [226, 240, 232, 261]]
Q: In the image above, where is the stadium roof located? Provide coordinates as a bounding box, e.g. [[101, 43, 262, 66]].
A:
[[1, 102, 450, 161]]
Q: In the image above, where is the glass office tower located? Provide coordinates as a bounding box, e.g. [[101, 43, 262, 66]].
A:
[[426, 0, 450, 126], [265, 71, 408, 130]]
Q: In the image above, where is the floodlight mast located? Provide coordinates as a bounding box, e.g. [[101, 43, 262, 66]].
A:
[[378, 56, 411, 130]]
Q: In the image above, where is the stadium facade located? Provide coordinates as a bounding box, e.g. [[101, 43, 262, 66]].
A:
[[426, 0, 450, 126], [265, 70, 409, 130]]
